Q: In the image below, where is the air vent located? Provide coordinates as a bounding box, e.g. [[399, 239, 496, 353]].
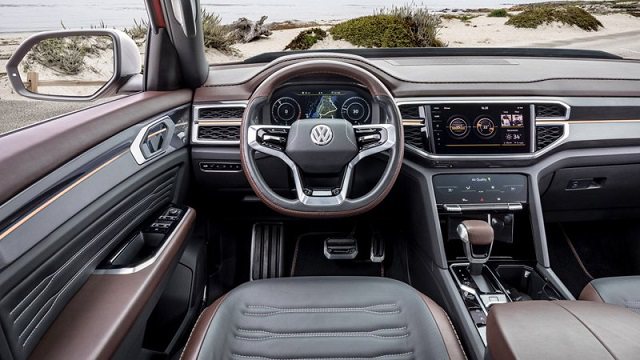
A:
[[399, 104, 422, 119], [198, 125, 240, 141], [536, 125, 564, 150], [198, 107, 244, 120], [404, 126, 424, 149], [194, 105, 245, 143], [535, 103, 568, 119]]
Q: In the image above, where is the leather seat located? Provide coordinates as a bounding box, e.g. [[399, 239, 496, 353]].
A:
[[181, 277, 465, 360], [580, 276, 640, 313]]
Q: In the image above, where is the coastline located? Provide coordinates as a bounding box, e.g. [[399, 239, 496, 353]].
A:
[[2, 4, 640, 104]]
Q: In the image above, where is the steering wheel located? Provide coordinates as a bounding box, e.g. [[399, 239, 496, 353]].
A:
[[240, 60, 404, 217]]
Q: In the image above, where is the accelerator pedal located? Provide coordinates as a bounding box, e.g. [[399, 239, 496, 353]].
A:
[[250, 223, 285, 280]]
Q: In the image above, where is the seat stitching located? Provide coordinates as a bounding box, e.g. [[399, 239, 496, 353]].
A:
[[180, 294, 229, 360], [235, 327, 409, 340], [11, 177, 174, 321], [20, 193, 171, 347], [230, 352, 414, 360], [244, 304, 399, 316], [442, 309, 467, 360]]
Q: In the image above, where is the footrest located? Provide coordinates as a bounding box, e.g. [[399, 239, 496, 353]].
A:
[[251, 223, 284, 280]]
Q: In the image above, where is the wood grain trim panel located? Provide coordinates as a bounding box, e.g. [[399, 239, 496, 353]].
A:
[[0, 151, 127, 242], [29, 208, 196, 360]]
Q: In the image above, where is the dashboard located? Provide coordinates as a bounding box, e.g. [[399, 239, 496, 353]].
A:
[[269, 85, 373, 125]]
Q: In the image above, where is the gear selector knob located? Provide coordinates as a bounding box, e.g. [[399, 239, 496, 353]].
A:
[[457, 220, 494, 275]]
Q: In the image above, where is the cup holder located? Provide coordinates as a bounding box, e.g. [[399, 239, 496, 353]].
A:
[[495, 265, 562, 301]]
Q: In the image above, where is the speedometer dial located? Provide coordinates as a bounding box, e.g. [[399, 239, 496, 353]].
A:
[[271, 97, 301, 125], [340, 97, 371, 125]]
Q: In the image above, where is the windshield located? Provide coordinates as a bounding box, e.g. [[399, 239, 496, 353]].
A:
[[0, 0, 638, 66]]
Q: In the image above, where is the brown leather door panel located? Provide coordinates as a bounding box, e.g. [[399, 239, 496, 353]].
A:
[[30, 209, 196, 360], [0, 90, 194, 360]]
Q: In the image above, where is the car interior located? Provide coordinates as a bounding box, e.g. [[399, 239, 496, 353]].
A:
[[1, 0, 640, 359]]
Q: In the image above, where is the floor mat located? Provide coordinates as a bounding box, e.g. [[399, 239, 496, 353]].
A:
[[290, 232, 383, 277]]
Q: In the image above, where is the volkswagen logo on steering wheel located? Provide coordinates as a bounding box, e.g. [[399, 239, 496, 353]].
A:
[[310, 124, 333, 146]]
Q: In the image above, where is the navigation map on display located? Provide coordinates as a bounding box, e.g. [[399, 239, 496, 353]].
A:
[[307, 96, 338, 119]]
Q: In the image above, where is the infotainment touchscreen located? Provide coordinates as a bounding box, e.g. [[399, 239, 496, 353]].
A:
[[429, 103, 533, 154]]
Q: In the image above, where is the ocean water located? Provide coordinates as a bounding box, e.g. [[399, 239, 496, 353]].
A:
[[0, 0, 573, 33]]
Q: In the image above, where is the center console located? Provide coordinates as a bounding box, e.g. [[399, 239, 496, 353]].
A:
[[433, 173, 563, 344]]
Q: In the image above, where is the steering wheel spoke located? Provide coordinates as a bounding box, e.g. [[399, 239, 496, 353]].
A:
[[354, 124, 396, 157], [248, 125, 291, 154]]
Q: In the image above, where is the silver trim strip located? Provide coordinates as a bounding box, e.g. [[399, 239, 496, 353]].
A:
[[130, 116, 175, 165], [396, 97, 571, 161], [94, 208, 194, 275], [192, 102, 248, 145]]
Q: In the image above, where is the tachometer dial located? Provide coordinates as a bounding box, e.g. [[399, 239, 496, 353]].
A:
[[340, 97, 371, 124], [271, 97, 301, 125]]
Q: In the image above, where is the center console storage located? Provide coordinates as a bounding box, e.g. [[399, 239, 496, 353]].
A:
[[486, 301, 640, 360], [433, 173, 564, 344]]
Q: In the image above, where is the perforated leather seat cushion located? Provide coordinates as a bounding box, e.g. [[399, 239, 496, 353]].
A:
[[181, 277, 465, 360]]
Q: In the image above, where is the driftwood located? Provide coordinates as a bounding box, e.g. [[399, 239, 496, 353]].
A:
[[227, 16, 272, 43]]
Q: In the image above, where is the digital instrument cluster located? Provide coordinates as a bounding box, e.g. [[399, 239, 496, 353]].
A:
[[269, 86, 372, 125], [429, 103, 534, 154]]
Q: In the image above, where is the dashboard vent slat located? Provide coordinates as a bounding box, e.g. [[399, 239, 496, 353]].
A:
[[536, 125, 564, 150], [404, 126, 424, 149], [399, 104, 422, 119], [198, 107, 244, 120], [198, 125, 240, 141], [535, 104, 568, 119], [195, 106, 245, 143]]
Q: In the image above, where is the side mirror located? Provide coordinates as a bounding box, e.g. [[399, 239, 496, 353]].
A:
[[5, 29, 142, 102]]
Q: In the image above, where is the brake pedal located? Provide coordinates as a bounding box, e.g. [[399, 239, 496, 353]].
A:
[[250, 223, 284, 280]]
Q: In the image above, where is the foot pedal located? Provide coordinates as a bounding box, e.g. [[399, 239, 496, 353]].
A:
[[250, 223, 284, 280], [370, 234, 385, 263], [324, 238, 358, 260]]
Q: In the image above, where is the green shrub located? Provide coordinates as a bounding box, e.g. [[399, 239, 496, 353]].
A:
[[488, 9, 509, 17], [441, 13, 478, 22], [124, 19, 149, 41], [202, 9, 236, 53], [27, 37, 91, 75], [285, 28, 327, 50], [506, 6, 603, 31], [330, 5, 444, 48]]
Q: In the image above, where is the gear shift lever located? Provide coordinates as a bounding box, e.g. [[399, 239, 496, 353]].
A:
[[457, 220, 494, 276]]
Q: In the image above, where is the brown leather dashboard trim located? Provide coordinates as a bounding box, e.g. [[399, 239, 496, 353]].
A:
[[0, 90, 192, 206], [29, 208, 196, 360]]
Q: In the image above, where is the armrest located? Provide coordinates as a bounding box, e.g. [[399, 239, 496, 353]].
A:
[[30, 207, 196, 359], [487, 300, 640, 360]]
